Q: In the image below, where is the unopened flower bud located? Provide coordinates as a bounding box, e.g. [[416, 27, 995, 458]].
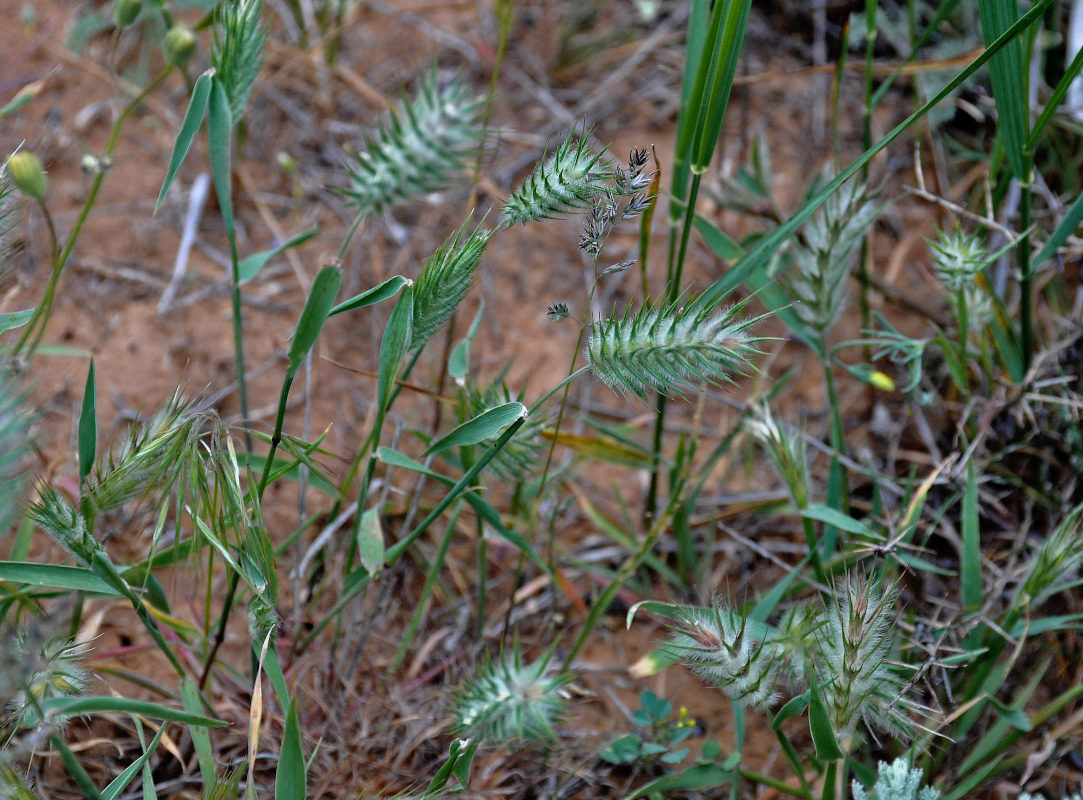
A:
[[163, 25, 196, 67], [112, 0, 141, 27], [7, 151, 47, 200]]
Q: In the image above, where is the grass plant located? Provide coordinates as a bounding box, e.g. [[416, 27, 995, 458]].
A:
[[3, 1, 1083, 799]]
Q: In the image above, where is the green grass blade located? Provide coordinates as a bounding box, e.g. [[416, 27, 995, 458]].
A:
[[977, 0, 1031, 180], [78, 358, 96, 487], [101, 723, 166, 800], [238, 226, 319, 283], [424, 401, 526, 456], [0, 561, 120, 594], [691, 0, 752, 173], [962, 458, 982, 613], [377, 287, 413, 421], [328, 275, 409, 317], [691, 0, 1053, 316], [275, 697, 306, 800], [808, 678, 844, 761], [180, 677, 215, 790], [155, 70, 213, 214], [1034, 188, 1083, 267], [51, 734, 105, 800], [287, 266, 341, 373], [207, 78, 235, 241], [43, 696, 227, 726]]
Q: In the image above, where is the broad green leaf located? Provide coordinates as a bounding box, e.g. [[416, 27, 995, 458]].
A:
[[155, 70, 213, 214], [43, 696, 226, 726], [328, 275, 409, 317], [275, 698, 306, 800], [0, 308, 33, 334], [356, 508, 384, 575], [206, 78, 235, 241], [78, 358, 96, 486], [287, 266, 341, 371], [238, 226, 319, 283], [424, 402, 526, 456], [0, 561, 119, 594]]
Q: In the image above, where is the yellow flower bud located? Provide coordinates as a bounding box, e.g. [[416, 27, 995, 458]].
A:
[[7, 151, 47, 200], [868, 370, 895, 392], [163, 25, 196, 67]]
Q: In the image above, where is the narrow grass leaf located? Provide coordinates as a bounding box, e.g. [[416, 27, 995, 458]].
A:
[[328, 275, 408, 317], [206, 79, 235, 241], [977, 0, 1030, 180], [275, 697, 306, 800], [52, 735, 105, 800], [287, 267, 341, 372], [1034, 189, 1083, 267], [690, 0, 752, 173], [238, 226, 318, 283], [155, 70, 213, 214], [377, 287, 413, 418], [43, 696, 226, 726], [424, 402, 526, 456], [801, 504, 873, 537], [0, 561, 119, 594], [78, 358, 96, 487], [101, 723, 166, 800], [180, 678, 215, 789], [962, 458, 982, 613]]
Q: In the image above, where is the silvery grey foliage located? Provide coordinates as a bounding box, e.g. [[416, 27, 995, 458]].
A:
[[852, 758, 940, 800]]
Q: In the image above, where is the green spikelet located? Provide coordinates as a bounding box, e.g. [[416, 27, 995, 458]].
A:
[[501, 130, 614, 227], [452, 643, 569, 746], [587, 298, 763, 399], [211, 0, 266, 122], [409, 222, 491, 351], [343, 73, 485, 217]]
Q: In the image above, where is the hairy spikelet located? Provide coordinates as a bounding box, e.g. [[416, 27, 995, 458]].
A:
[[84, 393, 207, 514], [744, 404, 809, 510], [501, 131, 614, 227], [1018, 503, 1083, 607], [587, 299, 762, 398], [0, 762, 39, 800], [211, 0, 267, 122], [410, 223, 491, 351], [30, 487, 98, 567], [452, 644, 570, 745], [343, 73, 485, 217], [667, 602, 784, 711], [778, 178, 880, 335], [814, 580, 919, 743]]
